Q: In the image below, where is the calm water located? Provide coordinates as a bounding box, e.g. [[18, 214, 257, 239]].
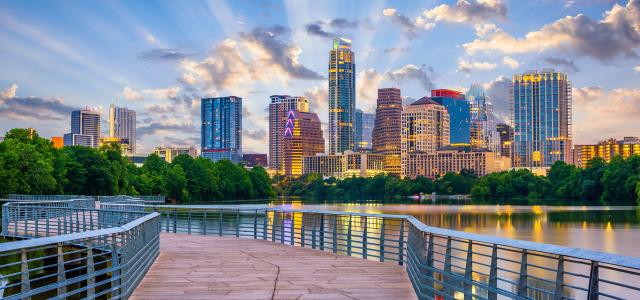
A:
[[272, 201, 640, 258]]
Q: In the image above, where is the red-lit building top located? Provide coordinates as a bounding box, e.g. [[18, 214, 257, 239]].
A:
[[431, 89, 465, 100]]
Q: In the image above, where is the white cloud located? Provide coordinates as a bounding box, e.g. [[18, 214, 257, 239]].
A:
[[1, 83, 18, 100], [386, 64, 436, 91], [357, 69, 384, 112], [382, 8, 435, 39], [634, 65, 640, 72], [122, 86, 142, 101], [502, 56, 520, 69], [423, 0, 507, 24], [457, 59, 497, 74], [145, 33, 156, 44], [122, 86, 181, 101], [482, 75, 511, 122]]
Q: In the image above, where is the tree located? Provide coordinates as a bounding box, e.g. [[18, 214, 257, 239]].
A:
[[166, 165, 187, 201]]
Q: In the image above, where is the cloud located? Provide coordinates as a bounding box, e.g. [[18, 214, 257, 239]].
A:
[[305, 23, 333, 38], [502, 56, 520, 69], [1, 84, 18, 100], [242, 106, 252, 118], [573, 86, 640, 143], [357, 69, 384, 111], [244, 128, 267, 140], [145, 33, 157, 44], [304, 18, 363, 39], [463, 0, 640, 61], [137, 122, 196, 137], [122, 86, 180, 101], [482, 75, 511, 122], [138, 48, 194, 61], [422, 0, 508, 24], [303, 85, 328, 118], [387, 64, 436, 91], [0, 84, 75, 122], [634, 65, 640, 72], [382, 8, 435, 39], [123, 86, 142, 101], [457, 59, 497, 74], [543, 57, 580, 73], [384, 47, 410, 54]]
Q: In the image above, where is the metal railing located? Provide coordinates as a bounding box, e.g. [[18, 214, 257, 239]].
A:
[[0, 201, 160, 299], [6, 194, 85, 201]]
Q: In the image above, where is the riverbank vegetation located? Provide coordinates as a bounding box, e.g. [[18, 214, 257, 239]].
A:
[[0, 128, 273, 202]]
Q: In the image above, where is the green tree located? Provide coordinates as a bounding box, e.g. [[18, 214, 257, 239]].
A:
[[166, 164, 187, 201]]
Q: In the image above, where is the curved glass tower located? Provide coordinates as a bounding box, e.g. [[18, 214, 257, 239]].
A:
[[466, 84, 497, 152], [328, 38, 355, 154]]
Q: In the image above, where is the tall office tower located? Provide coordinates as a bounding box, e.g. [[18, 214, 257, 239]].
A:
[[355, 109, 375, 151], [269, 95, 309, 172], [63, 109, 101, 148], [283, 110, 325, 177], [496, 123, 514, 158], [466, 84, 497, 151], [512, 69, 572, 168], [431, 89, 470, 145], [201, 96, 243, 163], [372, 88, 403, 176], [108, 103, 136, 154], [328, 37, 356, 154]]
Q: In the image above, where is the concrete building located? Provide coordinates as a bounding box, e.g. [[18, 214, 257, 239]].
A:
[[403, 146, 511, 179], [243, 154, 268, 168], [355, 109, 375, 151], [401, 97, 450, 174], [51, 136, 63, 149], [269, 95, 309, 171], [431, 89, 470, 145], [63, 109, 100, 148], [155, 146, 198, 163], [328, 38, 356, 154], [512, 69, 572, 168], [283, 110, 325, 177], [201, 96, 242, 163], [372, 88, 403, 176], [496, 123, 513, 158], [573, 137, 640, 168], [303, 151, 385, 179], [109, 103, 136, 154], [100, 137, 131, 155]]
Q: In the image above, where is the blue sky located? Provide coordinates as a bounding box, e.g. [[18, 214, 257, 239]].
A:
[[1, 0, 639, 154]]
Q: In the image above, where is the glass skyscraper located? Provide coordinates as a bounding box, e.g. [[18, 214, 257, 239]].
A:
[[466, 84, 497, 152], [355, 109, 375, 151], [328, 37, 356, 154], [108, 103, 136, 154], [431, 89, 470, 145], [64, 109, 101, 148], [512, 69, 572, 168], [201, 96, 242, 163]]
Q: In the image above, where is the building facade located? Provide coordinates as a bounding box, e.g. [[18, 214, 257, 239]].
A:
[[431, 89, 470, 145], [51, 136, 63, 149], [403, 146, 511, 179], [283, 110, 325, 177], [269, 95, 309, 171], [64, 109, 101, 148], [372, 88, 403, 176], [466, 84, 497, 151], [496, 123, 513, 158], [155, 146, 199, 163], [201, 96, 242, 163], [243, 154, 268, 168], [303, 151, 385, 179], [109, 103, 136, 154], [328, 38, 356, 154], [512, 69, 572, 168], [99, 137, 130, 155], [573, 137, 640, 168], [355, 109, 375, 151]]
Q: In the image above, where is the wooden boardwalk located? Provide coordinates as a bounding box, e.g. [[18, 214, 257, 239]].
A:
[[131, 233, 417, 300]]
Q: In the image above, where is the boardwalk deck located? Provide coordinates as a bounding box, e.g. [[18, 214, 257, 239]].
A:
[[131, 233, 417, 300]]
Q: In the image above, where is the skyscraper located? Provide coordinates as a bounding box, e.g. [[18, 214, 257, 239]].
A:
[[108, 103, 136, 154], [283, 110, 325, 177], [466, 84, 497, 151], [512, 69, 572, 168], [431, 89, 470, 145], [63, 108, 100, 148], [496, 123, 513, 158], [201, 96, 242, 163], [372, 88, 403, 176], [328, 37, 356, 154], [269, 95, 309, 172], [355, 109, 375, 151]]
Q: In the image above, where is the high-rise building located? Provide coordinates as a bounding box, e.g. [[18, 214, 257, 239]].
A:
[[573, 137, 640, 168], [243, 154, 268, 168], [63, 109, 100, 148], [303, 151, 385, 179], [401, 97, 450, 176], [496, 123, 513, 158], [269, 95, 309, 172], [201, 96, 242, 163], [512, 69, 572, 168], [466, 84, 497, 151], [431, 89, 470, 145], [355, 109, 375, 151], [155, 146, 199, 163], [283, 110, 325, 177], [109, 103, 136, 154], [99, 137, 130, 155], [404, 146, 511, 179], [328, 37, 356, 154], [372, 88, 403, 176]]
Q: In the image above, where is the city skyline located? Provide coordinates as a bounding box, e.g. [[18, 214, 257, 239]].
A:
[[1, 0, 640, 154]]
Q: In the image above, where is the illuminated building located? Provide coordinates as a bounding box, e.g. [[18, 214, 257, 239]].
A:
[[512, 69, 572, 167], [355, 109, 375, 151], [283, 110, 325, 177], [372, 88, 403, 176], [573, 137, 640, 167], [63, 109, 100, 148], [328, 37, 356, 154], [269, 95, 309, 171], [155, 146, 198, 163], [243, 154, 268, 168], [403, 146, 511, 179], [100, 137, 131, 156], [496, 123, 513, 158], [109, 103, 136, 154], [431, 89, 470, 144], [466, 84, 497, 151], [401, 97, 450, 176], [51, 136, 63, 149], [201, 96, 242, 163], [303, 151, 385, 179]]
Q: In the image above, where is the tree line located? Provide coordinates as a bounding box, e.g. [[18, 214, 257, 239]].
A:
[[0, 128, 274, 202]]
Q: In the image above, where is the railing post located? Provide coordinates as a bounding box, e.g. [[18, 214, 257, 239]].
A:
[[165, 210, 169, 232], [380, 218, 385, 262], [219, 210, 223, 237], [464, 241, 473, 300], [444, 236, 452, 297], [173, 208, 178, 233], [426, 234, 435, 299], [280, 211, 285, 244], [517, 249, 528, 298], [554, 255, 564, 300], [398, 219, 405, 266], [290, 212, 295, 246], [347, 214, 352, 256], [203, 210, 207, 235], [587, 261, 599, 300], [111, 233, 121, 298], [187, 209, 192, 234], [21, 248, 31, 299], [1, 205, 8, 235], [236, 209, 240, 238], [488, 244, 498, 300], [253, 210, 258, 239], [332, 215, 338, 254], [57, 242, 67, 296], [300, 214, 306, 247], [319, 214, 325, 251], [86, 239, 95, 298], [362, 216, 368, 259], [271, 211, 277, 242], [263, 210, 268, 240]]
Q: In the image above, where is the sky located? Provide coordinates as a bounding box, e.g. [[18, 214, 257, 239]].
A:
[[1, 0, 639, 154]]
